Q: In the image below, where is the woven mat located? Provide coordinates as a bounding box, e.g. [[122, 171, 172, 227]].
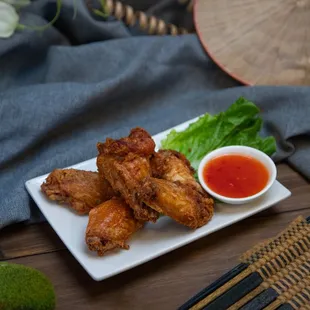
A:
[[180, 216, 310, 310]]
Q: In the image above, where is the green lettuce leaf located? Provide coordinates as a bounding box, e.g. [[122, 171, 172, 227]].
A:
[[161, 97, 276, 171]]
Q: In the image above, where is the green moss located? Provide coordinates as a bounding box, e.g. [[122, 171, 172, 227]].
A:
[[0, 262, 55, 310]]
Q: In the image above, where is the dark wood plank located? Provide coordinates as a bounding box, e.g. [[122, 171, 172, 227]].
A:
[[1, 164, 309, 260], [256, 164, 310, 216], [5, 208, 310, 310], [0, 222, 65, 260]]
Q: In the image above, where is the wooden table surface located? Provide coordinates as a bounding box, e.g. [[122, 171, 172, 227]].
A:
[[1, 164, 310, 310]]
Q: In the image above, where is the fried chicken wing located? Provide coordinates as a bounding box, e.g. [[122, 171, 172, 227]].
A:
[[148, 149, 214, 228], [97, 127, 155, 157], [41, 169, 115, 215], [97, 153, 158, 221], [151, 150, 201, 192], [97, 128, 159, 222], [86, 197, 143, 256], [144, 178, 214, 229]]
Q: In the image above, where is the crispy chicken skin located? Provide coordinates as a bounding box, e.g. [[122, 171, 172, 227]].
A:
[[97, 153, 158, 222], [150, 150, 201, 192], [85, 197, 143, 256], [97, 128, 159, 222], [144, 178, 214, 229], [97, 127, 155, 157], [148, 149, 214, 228], [41, 169, 115, 215]]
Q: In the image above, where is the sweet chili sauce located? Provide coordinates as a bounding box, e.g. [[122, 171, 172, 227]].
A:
[[203, 154, 269, 198]]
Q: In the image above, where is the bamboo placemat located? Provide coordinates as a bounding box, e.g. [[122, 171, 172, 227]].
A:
[[179, 216, 310, 310]]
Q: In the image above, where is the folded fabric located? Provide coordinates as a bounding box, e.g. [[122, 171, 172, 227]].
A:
[[0, 0, 309, 229]]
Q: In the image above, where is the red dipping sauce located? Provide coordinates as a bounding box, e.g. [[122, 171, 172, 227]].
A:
[[203, 154, 269, 198]]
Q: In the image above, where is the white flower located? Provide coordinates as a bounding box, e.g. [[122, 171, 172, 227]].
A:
[[1, 0, 30, 8], [0, 1, 19, 38]]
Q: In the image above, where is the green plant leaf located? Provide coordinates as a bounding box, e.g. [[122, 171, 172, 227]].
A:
[[161, 97, 276, 171]]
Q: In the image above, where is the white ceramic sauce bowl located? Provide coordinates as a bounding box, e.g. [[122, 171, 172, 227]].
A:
[[198, 146, 277, 205]]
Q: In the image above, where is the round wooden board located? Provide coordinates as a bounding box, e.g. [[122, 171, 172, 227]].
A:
[[194, 0, 310, 85]]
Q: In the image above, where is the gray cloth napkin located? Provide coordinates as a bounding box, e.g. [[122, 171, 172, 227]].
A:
[[0, 0, 309, 229]]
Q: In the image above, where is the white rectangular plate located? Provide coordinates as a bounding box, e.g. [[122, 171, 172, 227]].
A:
[[26, 117, 291, 281]]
